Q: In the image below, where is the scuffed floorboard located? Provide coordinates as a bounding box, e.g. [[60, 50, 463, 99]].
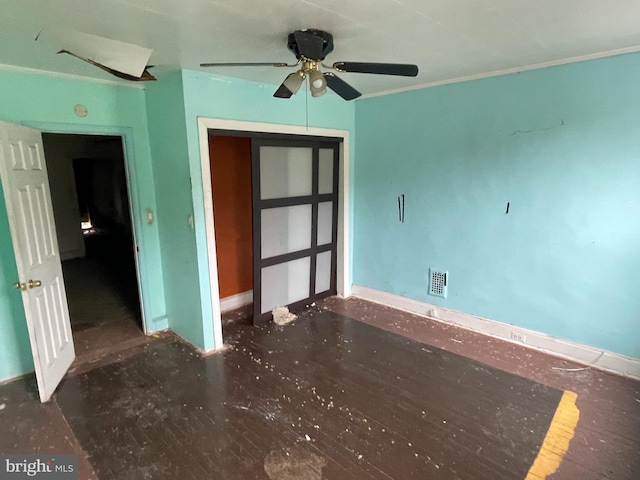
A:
[[0, 376, 98, 480], [320, 296, 640, 480], [55, 307, 561, 479], [0, 298, 638, 479]]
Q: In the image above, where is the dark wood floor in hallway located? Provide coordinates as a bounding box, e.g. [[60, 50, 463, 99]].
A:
[[0, 298, 638, 479], [62, 232, 149, 373]]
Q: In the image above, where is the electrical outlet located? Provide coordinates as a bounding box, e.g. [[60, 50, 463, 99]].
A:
[[510, 331, 526, 343]]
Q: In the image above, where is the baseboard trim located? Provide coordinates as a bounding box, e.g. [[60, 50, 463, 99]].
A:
[[220, 290, 252, 313], [0, 370, 32, 387], [351, 285, 640, 380], [167, 329, 229, 356], [149, 315, 169, 333]]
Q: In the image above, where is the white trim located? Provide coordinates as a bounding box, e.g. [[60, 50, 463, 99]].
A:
[[220, 290, 253, 312], [336, 140, 350, 298], [197, 118, 351, 346], [351, 285, 640, 380], [0, 63, 144, 89], [361, 45, 640, 100], [198, 119, 224, 350]]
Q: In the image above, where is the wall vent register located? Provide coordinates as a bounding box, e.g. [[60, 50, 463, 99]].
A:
[[429, 268, 448, 298]]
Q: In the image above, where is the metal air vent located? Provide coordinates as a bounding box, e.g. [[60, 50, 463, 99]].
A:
[[429, 268, 448, 298]]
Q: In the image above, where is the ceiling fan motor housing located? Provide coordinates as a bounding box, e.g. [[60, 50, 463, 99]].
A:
[[288, 29, 334, 60]]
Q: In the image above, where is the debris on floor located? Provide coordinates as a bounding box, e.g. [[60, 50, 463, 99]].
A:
[[264, 446, 326, 480], [273, 306, 297, 326]]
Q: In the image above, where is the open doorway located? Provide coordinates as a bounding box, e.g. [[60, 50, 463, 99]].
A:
[[42, 133, 145, 365]]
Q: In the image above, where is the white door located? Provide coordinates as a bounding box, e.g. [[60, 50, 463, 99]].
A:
[[0, 121, 75, 402]]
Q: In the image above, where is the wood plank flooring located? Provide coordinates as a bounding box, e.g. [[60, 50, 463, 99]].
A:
[[1, 298, 638, 479], [62, 233, 148, 372], [321, 296, 640, 480]]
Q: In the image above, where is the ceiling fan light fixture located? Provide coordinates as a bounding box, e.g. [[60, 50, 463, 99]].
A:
[[282, 71, 305, 94], [201, 29, 418, 101], [311, 87, 327, 97], [309, 69, 327, 97]]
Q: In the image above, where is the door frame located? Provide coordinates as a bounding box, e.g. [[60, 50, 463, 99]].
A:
[[23, 122, 151, 333], [197, 118, 351, 347]]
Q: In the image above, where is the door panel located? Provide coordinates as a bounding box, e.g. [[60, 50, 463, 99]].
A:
[[0, 121, 75, 402], [259, 146, 312, 199], [261, 257, 311, 313], [318, 148, 334, 194], [252, 137, 340, 324], [261, 204, 312, 258], [315, 251, 332, 294], [316, 201, 333, 246]]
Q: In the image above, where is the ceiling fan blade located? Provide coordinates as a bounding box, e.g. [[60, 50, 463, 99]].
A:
[[294, 31, 325, 60], [200, 62, 289, 67], [324, 73, 361, 101], [273, 84, 294, 98], [333, 62, 419, 77]]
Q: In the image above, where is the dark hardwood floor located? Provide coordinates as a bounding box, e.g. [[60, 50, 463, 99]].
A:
[[62, 233, 151, 374], [321, 297, 640, 480], [0, 298, 638, 479]]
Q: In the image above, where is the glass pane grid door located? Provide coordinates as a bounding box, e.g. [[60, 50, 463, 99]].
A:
[[252, 138, 339, 324]]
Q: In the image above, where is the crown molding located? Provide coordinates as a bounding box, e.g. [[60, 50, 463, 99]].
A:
[[362, 45, 640, 100]]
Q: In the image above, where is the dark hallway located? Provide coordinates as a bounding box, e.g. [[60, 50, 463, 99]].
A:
[[42, 133, 147, 370]]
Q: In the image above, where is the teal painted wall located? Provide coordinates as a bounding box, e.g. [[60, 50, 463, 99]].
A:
[[177, 70, 356, 350], [353, 53, 640, 358], [0, 69, 166, 381], [0, 66, 355, 380], [145, 71, 200, 346]]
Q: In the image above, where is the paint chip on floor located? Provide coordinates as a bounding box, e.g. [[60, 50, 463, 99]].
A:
[[273, 307, 297, 325], [264, 446, 326, 480]]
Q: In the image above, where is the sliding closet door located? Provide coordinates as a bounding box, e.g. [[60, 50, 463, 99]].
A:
[[252, 137, 339, 324]]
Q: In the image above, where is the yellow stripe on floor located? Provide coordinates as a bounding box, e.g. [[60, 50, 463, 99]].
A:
[[525, 390, 580, 480]]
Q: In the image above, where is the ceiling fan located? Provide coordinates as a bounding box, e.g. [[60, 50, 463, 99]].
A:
[[200, 29, 418, 101]]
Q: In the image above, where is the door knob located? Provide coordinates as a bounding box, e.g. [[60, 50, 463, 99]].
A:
[[27, 279, 42, 289], [14, 282, 27, 291]]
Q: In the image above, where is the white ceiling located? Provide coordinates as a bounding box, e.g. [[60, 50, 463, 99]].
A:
[[2, 0, 640, 96]]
